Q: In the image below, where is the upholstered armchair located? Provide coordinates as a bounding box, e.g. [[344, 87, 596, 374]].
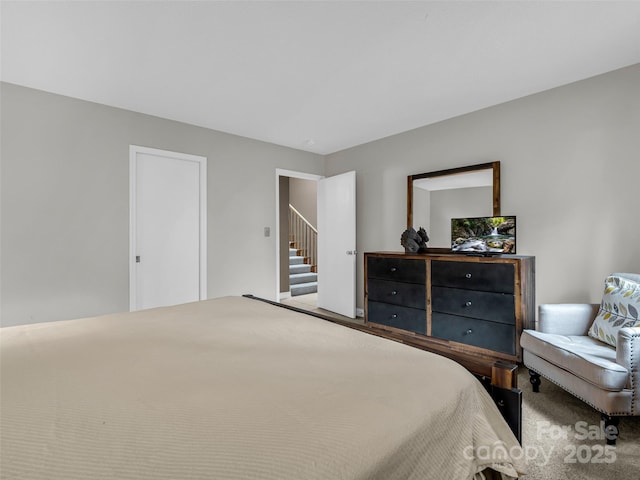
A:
[[520, 273, 640, 444]]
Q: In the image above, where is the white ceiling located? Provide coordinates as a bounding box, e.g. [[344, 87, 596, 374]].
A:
[[2, 1, 640, 155]]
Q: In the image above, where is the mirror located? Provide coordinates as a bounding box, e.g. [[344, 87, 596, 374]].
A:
[[407, 162, 500, 250]]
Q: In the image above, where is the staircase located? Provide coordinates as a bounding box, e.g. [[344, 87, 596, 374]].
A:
[[288, 204, 318, 296], [289, 244, 317, 296]]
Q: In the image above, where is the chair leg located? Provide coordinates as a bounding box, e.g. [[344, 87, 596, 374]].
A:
[[528, 370, 541, 392], [602, 414, 620, 445]]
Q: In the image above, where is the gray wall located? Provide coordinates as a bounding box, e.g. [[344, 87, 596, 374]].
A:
[[3, 64, 639, 326], [325, 64, 640, 310], [413, 186, 493, 248], [1, 82, 323, 326]]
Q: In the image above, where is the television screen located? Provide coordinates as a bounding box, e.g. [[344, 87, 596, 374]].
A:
[[451, 216, 516, 254]]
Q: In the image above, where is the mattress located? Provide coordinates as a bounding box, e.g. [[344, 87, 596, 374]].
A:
[[0, 296, 526, 479]]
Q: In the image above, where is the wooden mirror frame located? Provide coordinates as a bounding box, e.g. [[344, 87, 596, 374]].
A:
[[407, 161, 501, 252]]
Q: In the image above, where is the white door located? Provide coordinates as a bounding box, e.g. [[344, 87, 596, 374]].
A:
[[317, 171, 356, 318], [130, 146, 207, 311]]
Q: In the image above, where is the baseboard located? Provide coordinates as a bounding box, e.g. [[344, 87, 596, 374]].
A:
[[279, 291, 292, 300]]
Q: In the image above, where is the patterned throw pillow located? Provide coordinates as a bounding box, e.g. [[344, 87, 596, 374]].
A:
[[588, 275, 640, 347]]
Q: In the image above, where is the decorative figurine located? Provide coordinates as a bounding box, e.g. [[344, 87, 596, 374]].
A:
[[401, 227, 429, 253]]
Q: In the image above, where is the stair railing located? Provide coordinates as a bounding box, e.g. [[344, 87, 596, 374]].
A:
[[289, 204, 317, 271]]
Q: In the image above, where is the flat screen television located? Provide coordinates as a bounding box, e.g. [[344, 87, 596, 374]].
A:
[[451, 216, 516, 255]]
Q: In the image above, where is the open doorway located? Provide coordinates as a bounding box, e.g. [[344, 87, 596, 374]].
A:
[[275, 169, 359, 322], [276, 169, 321, 310]]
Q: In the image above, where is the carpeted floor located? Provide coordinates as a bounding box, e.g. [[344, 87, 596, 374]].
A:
[[519, 368, 640, 479]]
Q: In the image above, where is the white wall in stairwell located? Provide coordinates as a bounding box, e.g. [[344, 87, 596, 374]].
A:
[[289, 177, 318, 228]]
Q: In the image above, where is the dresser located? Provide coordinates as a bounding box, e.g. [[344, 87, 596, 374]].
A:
[[365, 252, 535, 374]]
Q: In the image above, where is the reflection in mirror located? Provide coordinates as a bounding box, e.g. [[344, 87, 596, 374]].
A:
[[407, 162, 500, 250]]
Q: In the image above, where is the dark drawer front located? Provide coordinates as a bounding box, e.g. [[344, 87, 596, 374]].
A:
[[368, 301, 426, 334], [368, 278, 426, 310], [431, 313, 515, 355], [431, 261, 514, 294], [431, 286, 515, 325], [367, 257, 426, 284]]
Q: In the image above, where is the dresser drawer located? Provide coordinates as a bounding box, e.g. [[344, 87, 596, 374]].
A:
[[367, 256, 426, 284], [368, 278, 426, 310], [431, 286, 515, 325], [368, 301, 426, 334], [431, 261, 514, 294], [431, 313, 515, 355]]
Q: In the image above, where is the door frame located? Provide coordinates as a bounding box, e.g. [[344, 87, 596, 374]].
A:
[[275, 168, 323, 302], [129, 145, 208, 311]]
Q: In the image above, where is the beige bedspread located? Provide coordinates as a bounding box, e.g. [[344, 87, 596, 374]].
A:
[[1, 296, 526, 479]]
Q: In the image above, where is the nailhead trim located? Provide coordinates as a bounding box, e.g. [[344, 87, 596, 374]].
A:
[[525, 365, 632, 417], [628, 330, 639, 415]]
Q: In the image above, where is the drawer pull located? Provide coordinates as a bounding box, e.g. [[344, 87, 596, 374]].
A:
[[465, 273, 472, 279], [390, 267, 397, 272], [465, 329, 473, 335], [465, 301, 472, 307], [391, 314, 398, 319], [391, 290, 398, 295]]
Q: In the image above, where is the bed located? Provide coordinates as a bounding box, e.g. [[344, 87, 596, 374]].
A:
[[0, 296, 526, 479]]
